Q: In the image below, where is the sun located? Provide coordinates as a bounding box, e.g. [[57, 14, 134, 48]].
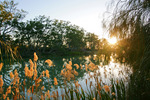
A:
[[108, 37, 117, 44]]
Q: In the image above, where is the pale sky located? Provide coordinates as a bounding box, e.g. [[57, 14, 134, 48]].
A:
[[14, 0, 111, 38]]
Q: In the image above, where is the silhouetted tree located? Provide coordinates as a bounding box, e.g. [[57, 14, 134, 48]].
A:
[[66, 24, 86, 51], [0, 0, 26, 60], [85, 33, 99, 50], [0, 0, 26, 42], [103, 0, 150, 99]]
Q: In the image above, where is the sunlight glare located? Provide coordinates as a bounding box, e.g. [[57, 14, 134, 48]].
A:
[[108, 37, 117, 44]]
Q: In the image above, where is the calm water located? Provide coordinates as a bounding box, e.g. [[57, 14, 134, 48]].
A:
[[2, 54, 133, 99]]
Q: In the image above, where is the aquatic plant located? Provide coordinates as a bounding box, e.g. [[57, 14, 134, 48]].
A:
[[0, 53, 131, 100]]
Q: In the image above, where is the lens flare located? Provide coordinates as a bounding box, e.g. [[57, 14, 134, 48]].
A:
[[108, 37, 117, 44]]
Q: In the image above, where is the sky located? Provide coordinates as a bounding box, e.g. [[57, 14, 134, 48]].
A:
[[14, 0, 111, 39]]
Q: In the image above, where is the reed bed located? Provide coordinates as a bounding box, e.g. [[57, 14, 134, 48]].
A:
[[0, 53, 131, 100]]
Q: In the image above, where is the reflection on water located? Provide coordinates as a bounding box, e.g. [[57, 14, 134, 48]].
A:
[[2, 54, 133, 99], [6, 54, 133, 84], [75, 54, 132, 94]]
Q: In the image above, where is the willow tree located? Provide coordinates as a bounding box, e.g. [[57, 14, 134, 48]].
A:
[[0, 0, 26, 61], [0, 0, 26, 41], [103, 0, 150, 99], [103, 0, 150, 66], [103, 0, 149, 37]]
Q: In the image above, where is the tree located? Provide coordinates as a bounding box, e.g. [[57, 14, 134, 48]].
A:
[[0, 0, 26, 60], [48, 19, 66, 51], [0, 0, 26, 41], [66, 24, 86, 51], [85, 33, 99, 50], [14, 16, 50, 55], [103, 0, 150, 63], [103, 0, 149, 38], [103, 0, 150, 99]]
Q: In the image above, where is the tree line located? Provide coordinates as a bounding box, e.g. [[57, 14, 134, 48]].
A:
[[0, 0, 112, 58], [13, 15, 102, 56]]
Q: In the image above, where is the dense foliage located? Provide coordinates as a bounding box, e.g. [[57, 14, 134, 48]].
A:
[[0, 0, 108, 59]]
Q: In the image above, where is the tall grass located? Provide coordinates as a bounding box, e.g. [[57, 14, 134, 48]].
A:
[[0, 53, 133, 100]]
